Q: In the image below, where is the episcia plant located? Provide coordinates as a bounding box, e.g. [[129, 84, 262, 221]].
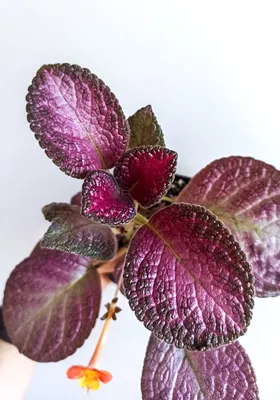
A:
[[2, 63, 280, 399]]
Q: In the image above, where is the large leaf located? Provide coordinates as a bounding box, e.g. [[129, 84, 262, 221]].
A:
[[128, 105, 165, 148], [82, 170, 136, 226], [114, 146, 177, 208], [177, 156, 280, 297], [124, 203, 254, 350], [26, 63, 130, 178], [142, 334, 259, 400], [3, 248, 101, 362], [41, 203, 117, 260]]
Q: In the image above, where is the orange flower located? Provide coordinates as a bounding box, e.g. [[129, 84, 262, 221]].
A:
[[67, 365, 112, 392], [67, 298, 120, 392]]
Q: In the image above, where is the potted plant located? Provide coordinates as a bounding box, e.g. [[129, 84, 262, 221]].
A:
[[3, 63, 280, 399]]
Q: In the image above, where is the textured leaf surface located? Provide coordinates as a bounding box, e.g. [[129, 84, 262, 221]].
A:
[[142, 334, 259, 400], [177, 156, 280, 297], [3, 248, 101, 362], [26, 63, 130, 178], [82, 170, 136, 226], [124, 203, 254, 350], [128, 105, 165, 148], [42, 203, 117, 260], [114, 146, 177, 208]]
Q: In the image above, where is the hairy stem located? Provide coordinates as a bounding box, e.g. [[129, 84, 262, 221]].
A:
[[133, 213, 148, 226], [88, 303, 115, 368], [162, 196, 174, 203]]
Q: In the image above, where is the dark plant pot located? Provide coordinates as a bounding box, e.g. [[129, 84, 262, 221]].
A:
[[167, 173, 191, 198]]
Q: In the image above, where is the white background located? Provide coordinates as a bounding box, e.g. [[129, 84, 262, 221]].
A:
[[1, 1, 280, 399]]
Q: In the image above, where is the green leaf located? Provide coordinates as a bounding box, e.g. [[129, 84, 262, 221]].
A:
[[128, 105, 165, 148]]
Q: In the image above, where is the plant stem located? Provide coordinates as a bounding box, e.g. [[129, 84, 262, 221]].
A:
[[88, 249, 126, 369], [88, 304, 114, 368], [162, 196, 174, 203], [133, 213, 148, 226], [98, 247, 127, 274]]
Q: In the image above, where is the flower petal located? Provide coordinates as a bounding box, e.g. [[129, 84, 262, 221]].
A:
[[95, 369, 113, 384], [67, 365, 86, 379]]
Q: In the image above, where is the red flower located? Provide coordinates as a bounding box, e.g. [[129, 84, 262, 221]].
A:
[[67, 365, 112, 392]]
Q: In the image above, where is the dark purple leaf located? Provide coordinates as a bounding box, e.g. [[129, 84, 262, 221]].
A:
[[41, 203, 117, 260], [124, 203, 254, 350], [82, 170, 136, 226], [30, 241, 43, 257], [71, 191, 82, 207], [26, 63, 130, 178], [142, 334, 259, 400], [3, 248, 101, 362], [114, 146, 177, 208], [177, 156, 280, 297], [128, 105, 165, 148]]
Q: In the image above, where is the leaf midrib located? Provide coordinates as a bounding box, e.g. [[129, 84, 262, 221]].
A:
[[14, 268, 93, 338], [50, 74, 107, 169], [146, 222, 246, 328]]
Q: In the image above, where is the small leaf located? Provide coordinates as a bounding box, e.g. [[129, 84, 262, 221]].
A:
[[41, 203, 117, 260], [3, 248, 101, 362], [177, 156, 280, 297], [124, 203, 254, 350], [82, 170, 136, 226], [71, 191, 82, 207], [142, 334, 259, 400], [114, 146, 177, 208], [128, 105, 165, 148], [26, 63, 130, 178]]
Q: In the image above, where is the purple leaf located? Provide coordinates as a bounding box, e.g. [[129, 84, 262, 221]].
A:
[[3, 248, 101, 362], [142, 334, 259, 400], [114, 146, 177, 208], [26, 63, 130, 178], [30, 241, 43, 257], [41, 203, 117, 260], [71, 191, 82, 207], [124, 203, 254, 350], [82, 170, 136, 226], [177, 156, 280, 297], [128, 105, 165, 148]]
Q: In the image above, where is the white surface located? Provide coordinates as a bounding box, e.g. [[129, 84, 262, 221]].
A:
[[1, 1, 280, 399]]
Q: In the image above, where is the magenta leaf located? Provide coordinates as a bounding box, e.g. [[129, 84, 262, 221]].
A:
[[70, 191, 82, 207], [3, 248, 101, 362], [82, 170, 136, 226], [124, 203, 254, 350], [26, 63, 130, 178], [41, 203, 117, 260], [128, 105, 165, 148], [142, 334, 259, 400], [177, 156, 280, 297], [114, 146, 177, 208]]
